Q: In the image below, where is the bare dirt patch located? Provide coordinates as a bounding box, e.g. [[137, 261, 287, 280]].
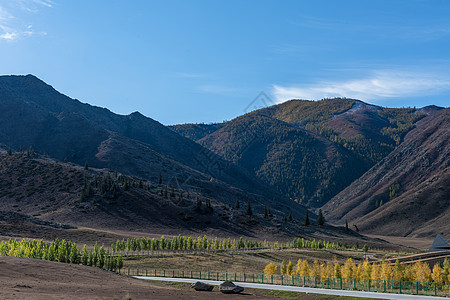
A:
[[0, 256, 278, 300]]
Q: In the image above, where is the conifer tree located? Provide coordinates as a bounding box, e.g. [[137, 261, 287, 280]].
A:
[[246, 200, 252, 216], [443, 258, 450, 283], [432, 264, 443, 283], [286, 261, 294, 275], [158, 172, 162, 185], [195, 196, 202, 212], [317, 209, 324, 226], [280, 260, 287, 275], [304, 210, 310, 226], [235, 199, 240, 209], [334, 261, 342, 279]]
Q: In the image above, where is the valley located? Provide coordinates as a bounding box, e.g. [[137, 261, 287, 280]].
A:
[[0, 74, 449, 299]]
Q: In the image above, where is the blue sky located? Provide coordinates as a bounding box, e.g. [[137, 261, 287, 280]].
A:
[[1, 0, 449, 124]]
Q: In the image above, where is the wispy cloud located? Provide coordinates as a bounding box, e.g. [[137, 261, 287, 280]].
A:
[[0, 0, 52, 41], [272, 70, 450, 103]]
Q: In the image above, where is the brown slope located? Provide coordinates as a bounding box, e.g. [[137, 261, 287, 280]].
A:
[[0, 149, 301, 238], [0, 74, 277, 203], [322, 108, 450, 238], [0, 256, 277, 300]]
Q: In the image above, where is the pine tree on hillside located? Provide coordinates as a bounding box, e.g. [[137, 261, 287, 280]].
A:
[[158, 172, 162, 185], [304, 210, 310, 226], [235, 199, 240, 209], [317, 209, 324, 226], [246, 200, 252, 216]]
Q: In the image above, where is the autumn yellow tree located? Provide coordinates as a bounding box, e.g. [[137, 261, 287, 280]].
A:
[[371, 263, 381, 280], [443, 258, 450, 283], [264, 263, 277, 275], [354, 263, 362, 280], [432, 264, 443, 284], [299, 260, 310, 277], [334, 261, 342, 279], [403, 264, 416, 282], [323, 262, 334, 279], [342, 258, 355, 279], [393, 259, 404, 281], [414, 261, 432, 283], [380, 261, 393, 281], [310, 260, 320, 277], [287, 261, 294, 275], [361, 259, 372, 280], [280, 260, 287, 275], [295, 259, 303, 275]]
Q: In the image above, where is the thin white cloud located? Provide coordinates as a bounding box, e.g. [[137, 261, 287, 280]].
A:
[[0, 31, 17, 40], [272, 70, 450, 103], [0, 0, 52, 41]]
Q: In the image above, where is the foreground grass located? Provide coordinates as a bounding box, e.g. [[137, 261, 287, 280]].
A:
[[149, 280, 375, 299]]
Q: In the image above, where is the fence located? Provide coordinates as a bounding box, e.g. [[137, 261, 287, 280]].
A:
[[119, 268, 450, 297], [111, 247, 275, 257]]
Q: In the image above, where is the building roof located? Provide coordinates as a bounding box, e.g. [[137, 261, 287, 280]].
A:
[[428, 234, 450, 252]]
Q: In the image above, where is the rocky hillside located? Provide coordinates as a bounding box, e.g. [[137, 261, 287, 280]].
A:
[[0, 75, 289, 214], [0, 148, 309, 237], [175, 98, 432, 208], [322, 108, 450, 238]]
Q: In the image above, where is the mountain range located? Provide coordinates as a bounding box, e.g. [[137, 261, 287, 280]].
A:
[[0, 74, 448, 239]]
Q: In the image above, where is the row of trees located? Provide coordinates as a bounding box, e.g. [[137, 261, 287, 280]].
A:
[[0, 239, 123, 271], [265, 258, 450, 284], [110, 235, 355, 253]]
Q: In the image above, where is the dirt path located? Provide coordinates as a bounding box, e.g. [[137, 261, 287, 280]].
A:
[[365, 235, 432, 251], [0, 256, 274, 299]]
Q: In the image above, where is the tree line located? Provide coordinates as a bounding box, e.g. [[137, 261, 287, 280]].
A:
[[110, 235, 355, 253], [0, 239, 123, 271], [265, 258, 450, 284]]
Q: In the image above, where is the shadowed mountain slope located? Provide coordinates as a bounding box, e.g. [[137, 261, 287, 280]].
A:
[[322, 108, 450, 238], [0, 75, 280, 207]]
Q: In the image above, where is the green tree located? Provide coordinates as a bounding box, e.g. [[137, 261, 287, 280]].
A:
[[84, 161, 89, 170], [158, 172, 162, 185], [280, 260, 287, 275], [287, 260, 294, 275], [246, 200, 252, 216], [317, 209, 324, 226], [81, 245, 88, 265], [304, 210, 310, 226], [362, 244, 369, 253], [235, 199, 240, 209]]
